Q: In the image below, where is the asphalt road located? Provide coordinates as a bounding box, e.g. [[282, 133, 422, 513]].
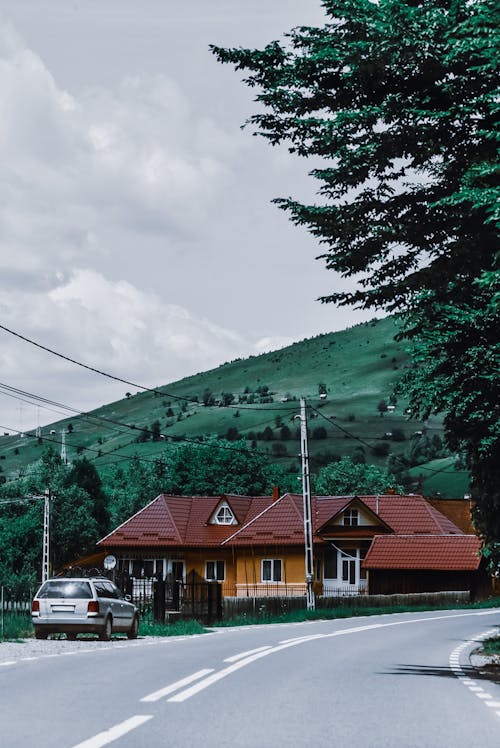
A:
[[1, 609, 500, 748]]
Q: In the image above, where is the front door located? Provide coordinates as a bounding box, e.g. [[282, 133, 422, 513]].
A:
[[323, 544, 368, 593]]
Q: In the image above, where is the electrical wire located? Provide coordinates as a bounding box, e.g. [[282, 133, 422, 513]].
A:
[[308, 405, 468, 477], [0, 323, 304, 413]]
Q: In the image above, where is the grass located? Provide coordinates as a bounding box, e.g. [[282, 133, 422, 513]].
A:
[[481, 637, 500, 656], [0, 612, 33, 641], [2, 315, 460, 492], [2, 598, 499, 641], [138, 619, 206, 637], [213, 596, 500, 628]]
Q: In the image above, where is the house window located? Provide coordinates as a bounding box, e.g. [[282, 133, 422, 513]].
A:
[[206, 560, 225, 582], [261, 559, 282, 583], [343, 509, 359, 526], [324, 550, 338, 579], [214, 504, 236, 524]]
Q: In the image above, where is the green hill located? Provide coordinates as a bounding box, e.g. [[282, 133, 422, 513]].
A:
[[0, 316, 468, 496]]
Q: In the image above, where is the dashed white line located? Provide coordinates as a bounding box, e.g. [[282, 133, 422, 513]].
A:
[[70, 715, 153, 748], [140, 669, 214, 703], [448, 627, 500, 721]]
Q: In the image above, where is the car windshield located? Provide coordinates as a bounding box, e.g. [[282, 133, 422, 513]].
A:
[[37, 581, 93, 599]]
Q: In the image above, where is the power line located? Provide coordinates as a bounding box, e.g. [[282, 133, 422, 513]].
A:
[[0, 322, 304, 413], [308, 405, 468, 477], [0, 323, 192, 404]]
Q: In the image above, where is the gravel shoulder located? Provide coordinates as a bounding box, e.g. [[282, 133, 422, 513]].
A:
[[0, 634, 169, 663]]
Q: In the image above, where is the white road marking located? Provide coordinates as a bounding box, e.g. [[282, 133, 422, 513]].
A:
[[224, 646, 272, 662], [0, 661, 16, 666], [140, 669, 214, 702], [449, 628, 500, 721], [70, 715, 153, 748], [168, 614, 499, 704]]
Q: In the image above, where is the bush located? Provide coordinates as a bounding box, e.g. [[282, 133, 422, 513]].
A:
[[371, 441, 391, 457], [312, 426, 327, 439], [271, 443, 288, 457]]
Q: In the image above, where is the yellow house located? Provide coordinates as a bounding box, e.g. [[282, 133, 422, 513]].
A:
[[98, 491, 482, 598]]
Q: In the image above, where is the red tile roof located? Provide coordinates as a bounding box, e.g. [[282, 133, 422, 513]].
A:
[[98, 494, 273, 548], [98, 492, 469, 553], [363, 535, 481, 571]]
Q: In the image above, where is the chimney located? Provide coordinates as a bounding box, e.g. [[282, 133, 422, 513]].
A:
[[272, 486, 280, 501]]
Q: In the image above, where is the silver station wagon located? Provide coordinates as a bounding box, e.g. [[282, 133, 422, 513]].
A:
[[31, 577, 139, 640]]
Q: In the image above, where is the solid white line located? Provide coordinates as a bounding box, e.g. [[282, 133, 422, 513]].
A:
[[140, 669, 214, 702], [168, 613, 500, 704], [70, 715, 153, 748], [224, 646, 272, 663], [0, 661, 16, 666]]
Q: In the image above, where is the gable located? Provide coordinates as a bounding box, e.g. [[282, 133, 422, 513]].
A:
[[318, 497, 392, 535], [209, 499, 238, 526]]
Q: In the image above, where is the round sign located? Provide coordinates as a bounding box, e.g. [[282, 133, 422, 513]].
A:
[[103, 554, 117, 570]]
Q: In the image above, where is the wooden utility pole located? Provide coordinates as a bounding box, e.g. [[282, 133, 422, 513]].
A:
[[298, 398, 315, 610]]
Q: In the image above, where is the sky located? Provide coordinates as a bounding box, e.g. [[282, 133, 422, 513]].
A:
[[0, 0, 374, 433]]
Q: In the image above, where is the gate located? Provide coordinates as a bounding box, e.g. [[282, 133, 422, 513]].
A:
[[153, 571, 222, 624]]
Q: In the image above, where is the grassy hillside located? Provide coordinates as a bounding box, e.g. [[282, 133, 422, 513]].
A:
[[0, 316, 468, 497]]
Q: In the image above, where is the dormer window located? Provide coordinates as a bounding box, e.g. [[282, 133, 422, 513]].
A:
[[343, 508, 359, 526], [212, 502, 237, 525]]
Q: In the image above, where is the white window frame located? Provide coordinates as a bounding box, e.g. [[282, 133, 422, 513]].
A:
[[212, 502, 237, 525], [205, 560, 225, 582], [261, 558, 282, 583], [343, 508, 359, 526]]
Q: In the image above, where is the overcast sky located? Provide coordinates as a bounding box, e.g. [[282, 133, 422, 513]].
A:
[[0, 0, 373, 433]]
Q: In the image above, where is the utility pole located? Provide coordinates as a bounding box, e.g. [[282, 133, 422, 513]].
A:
[[297, 397, 315, 610], [60, 429, 67, 464], [41, 489, 51, 583]]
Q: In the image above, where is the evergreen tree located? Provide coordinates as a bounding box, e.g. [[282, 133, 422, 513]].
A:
[[212, 0, 499, 564]]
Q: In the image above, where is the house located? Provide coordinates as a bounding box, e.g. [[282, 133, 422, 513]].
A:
[[97, 491, 483, 598]]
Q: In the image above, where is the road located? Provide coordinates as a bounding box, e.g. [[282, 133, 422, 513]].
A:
[[1, 609, 499, 748]]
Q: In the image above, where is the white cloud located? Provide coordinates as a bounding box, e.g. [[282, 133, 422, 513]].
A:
[[0, 268, 251, 430], [0, 22, 240, 292]]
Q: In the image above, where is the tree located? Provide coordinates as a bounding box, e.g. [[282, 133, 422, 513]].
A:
[[211, 0, 499, 564], [314, 457, 401, 495], [377, 400, 388, 418], [150, 420, 162, 442]]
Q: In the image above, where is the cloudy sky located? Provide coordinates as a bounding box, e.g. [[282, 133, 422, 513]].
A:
[[0, 0, 373, 433]]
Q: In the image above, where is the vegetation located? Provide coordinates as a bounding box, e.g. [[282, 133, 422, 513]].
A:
[[211, 0, 499, 566], [138, 619, 206, 637], [214, 596, 500, 628], [0, 611, 32, 641], [0, 317, 469, 588], [313, 457, 401, 495], [481, 636, 500, 657]]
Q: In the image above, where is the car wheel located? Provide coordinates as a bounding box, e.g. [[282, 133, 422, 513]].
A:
[[127, 615, 139, 639], [66, 632, 77, 641], [35, 630, 48, 640], [99, 616, 112, 641]]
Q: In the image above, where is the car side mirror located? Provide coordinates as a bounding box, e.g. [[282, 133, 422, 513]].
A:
[[124, 594, 132, 602]]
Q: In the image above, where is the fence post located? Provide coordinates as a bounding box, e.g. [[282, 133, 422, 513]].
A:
[[153, 579, 166, 623]]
